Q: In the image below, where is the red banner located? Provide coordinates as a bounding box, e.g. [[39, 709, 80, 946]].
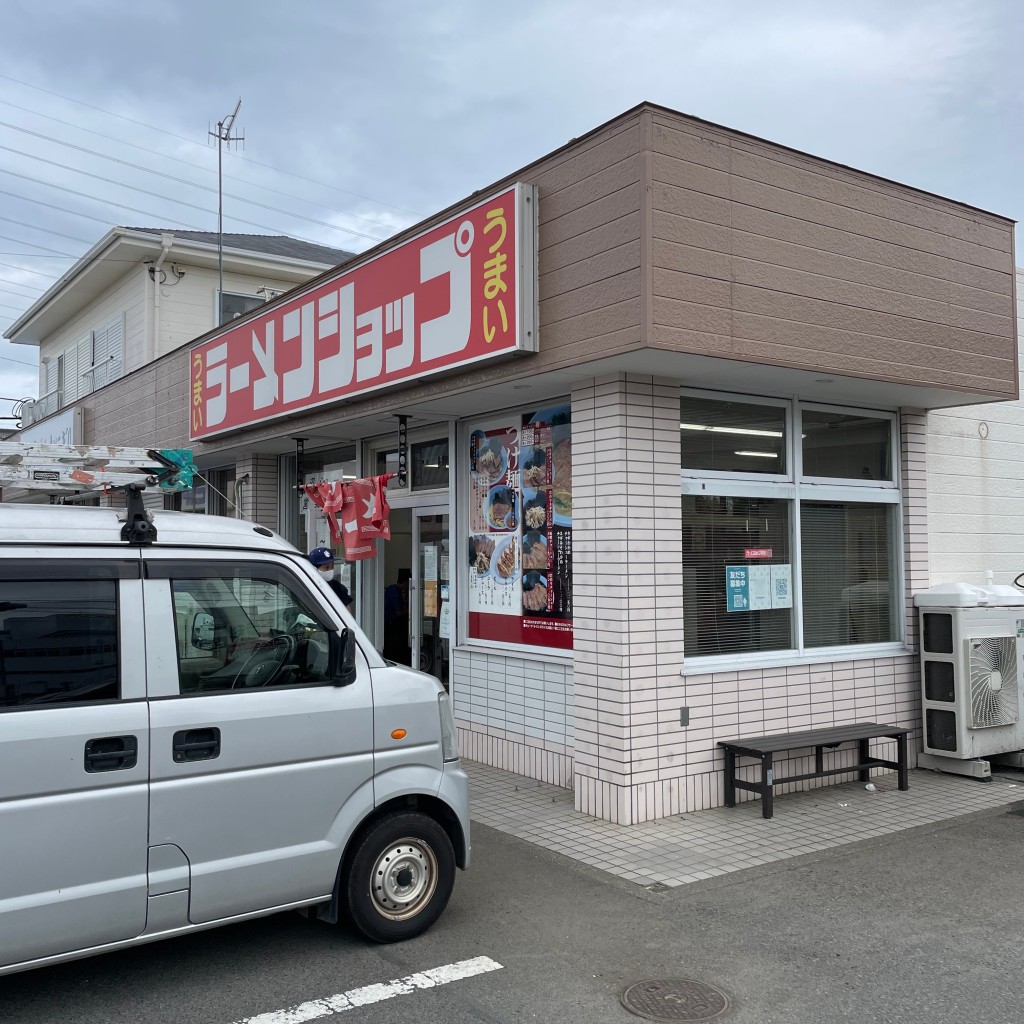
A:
[[303, 474, 393, 560], [190, 184, 536, 439]]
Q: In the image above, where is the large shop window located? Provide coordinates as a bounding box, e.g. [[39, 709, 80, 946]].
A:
[[465, 403, 572, 651], [681, 394, 901, 662]]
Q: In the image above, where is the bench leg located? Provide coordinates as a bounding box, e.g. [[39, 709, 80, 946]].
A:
[[723, 748, 736, 808], [761, 753, 774, 819], [858, 737, 871, 782], [896, 733, 909, 790]]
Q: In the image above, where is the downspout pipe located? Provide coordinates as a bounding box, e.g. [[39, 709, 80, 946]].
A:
[[148, 233, 173, 363], [233, 473, 250, 519]]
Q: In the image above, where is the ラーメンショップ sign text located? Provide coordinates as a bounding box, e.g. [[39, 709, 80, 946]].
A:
[[189, 184, 537, 439]]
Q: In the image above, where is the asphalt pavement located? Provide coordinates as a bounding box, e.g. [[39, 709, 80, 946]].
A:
[[2, 798, 1022, 1024]]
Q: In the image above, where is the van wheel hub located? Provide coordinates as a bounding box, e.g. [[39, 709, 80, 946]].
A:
[[370, 840, 438, 920]]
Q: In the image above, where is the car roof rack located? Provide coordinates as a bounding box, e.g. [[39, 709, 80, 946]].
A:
[[0, 442, 195, 545]]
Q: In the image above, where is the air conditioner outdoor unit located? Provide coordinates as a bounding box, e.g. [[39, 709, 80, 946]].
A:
[[914, 582, 1024, 778]]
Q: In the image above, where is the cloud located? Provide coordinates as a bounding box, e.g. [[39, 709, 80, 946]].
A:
[[0, 0, 1019, 405]]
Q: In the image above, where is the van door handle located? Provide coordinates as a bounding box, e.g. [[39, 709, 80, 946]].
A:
[[84, 735, 138, 773], [172, 727, 221, 762]]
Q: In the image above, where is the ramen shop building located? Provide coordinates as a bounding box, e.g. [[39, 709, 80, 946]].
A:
[[162, 103, 1019, 822]]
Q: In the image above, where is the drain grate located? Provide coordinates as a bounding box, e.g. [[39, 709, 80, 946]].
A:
[[621, 979, 731, 1022]]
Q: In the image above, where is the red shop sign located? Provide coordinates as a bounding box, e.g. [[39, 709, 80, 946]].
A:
[[744, 548, 773, 560], [190, 184, 538, 439]]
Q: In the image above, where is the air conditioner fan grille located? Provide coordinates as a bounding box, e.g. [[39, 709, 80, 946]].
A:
[[968, 635, 1019, 729]]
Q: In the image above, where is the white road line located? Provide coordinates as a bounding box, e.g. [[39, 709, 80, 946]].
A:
[[233, 955, 504, 1024]]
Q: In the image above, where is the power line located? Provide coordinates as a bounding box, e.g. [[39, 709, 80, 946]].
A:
[[0, 284, 44, 302], [0, 352, 38, 368], [0, 183, 147, 228], [0, 165, 206, 231], [0, 260, 59, 280], [0, 71, 422, 216], [0, 232, 74, 258], [0, 119, 387, 243], [0, 99, 405, 235], [0, 144, 370, 247], [0, 212, 95, 248]]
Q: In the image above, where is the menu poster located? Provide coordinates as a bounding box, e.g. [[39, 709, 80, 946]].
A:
[[520, 404, 572, 640], [467, 405, 572, 650], [468, 420, 523, 624]]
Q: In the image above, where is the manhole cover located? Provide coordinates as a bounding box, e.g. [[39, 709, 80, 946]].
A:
[[621, 979, 731, 1022]]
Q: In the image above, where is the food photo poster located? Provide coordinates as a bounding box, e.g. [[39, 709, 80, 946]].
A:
[[467, 404, 572, 649]]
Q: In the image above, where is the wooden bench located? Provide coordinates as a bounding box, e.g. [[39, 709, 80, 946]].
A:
[[718, 723, 910, 819]]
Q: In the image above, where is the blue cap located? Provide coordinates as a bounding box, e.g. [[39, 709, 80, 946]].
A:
[[307, 547, 335, 566]]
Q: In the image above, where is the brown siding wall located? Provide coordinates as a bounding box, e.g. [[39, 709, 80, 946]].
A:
[[649, 109, 1017, 397], [80, 354, 190, 449], [191, 116, 644, 455]]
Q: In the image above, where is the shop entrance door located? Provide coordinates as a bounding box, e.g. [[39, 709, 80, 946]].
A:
[[412, 510, 450, 691]]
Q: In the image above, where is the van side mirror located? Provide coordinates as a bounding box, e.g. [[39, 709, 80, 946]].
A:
[[332, 627, 357, 687], [191, 612, 215, 651]]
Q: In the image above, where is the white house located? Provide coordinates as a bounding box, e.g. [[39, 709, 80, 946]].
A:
[[6, 227, 352, 429]]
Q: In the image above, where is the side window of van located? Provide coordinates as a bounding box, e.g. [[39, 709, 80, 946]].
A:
[[0, 580, 119, 708], [170, 575, 334, 694]]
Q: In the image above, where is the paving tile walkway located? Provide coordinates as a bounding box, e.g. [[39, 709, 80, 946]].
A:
[[466, 760, 1024, 887]]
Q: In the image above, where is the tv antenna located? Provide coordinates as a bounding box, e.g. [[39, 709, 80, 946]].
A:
[[209, 99, 245, 322]]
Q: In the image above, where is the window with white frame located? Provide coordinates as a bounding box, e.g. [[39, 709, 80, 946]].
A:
[[218, 290, 265, 324], [680, 392, 902, 661]]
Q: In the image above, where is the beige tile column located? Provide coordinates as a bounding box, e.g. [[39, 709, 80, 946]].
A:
[[571, 373, 684, 823], [901, 410, 929, 651], [235, 454, 279, 531]]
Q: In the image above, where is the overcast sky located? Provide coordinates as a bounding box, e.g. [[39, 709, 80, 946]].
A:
[[0, 0, 1020, 420]]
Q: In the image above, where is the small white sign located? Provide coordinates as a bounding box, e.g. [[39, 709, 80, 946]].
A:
[[748, 565, 772, 611], [423, 545, 438, 582], [439, 602, 451, 639], [771, 564, 793, 608]]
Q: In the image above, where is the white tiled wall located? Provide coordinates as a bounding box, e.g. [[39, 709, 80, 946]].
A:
[[454, 389, 931, 825], [674, 657, 919, 811], [452, 648, 574, 788], [571, 374, 685, 823]]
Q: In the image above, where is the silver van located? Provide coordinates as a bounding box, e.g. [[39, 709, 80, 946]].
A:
[[0, 504, 470, 978]]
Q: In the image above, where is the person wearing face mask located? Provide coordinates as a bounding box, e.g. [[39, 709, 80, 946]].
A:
[[307, 547, 353, 608]]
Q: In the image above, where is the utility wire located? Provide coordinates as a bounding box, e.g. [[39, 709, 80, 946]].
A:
[[0, 232, 75, 258], [0, 144, 368, 247], [0, 183, 158, 229], [0, 165, 206, 231], [0, 260, 58, 280], [0, 121, 388, 242], [0, 71, 422, 216], [0, 284, 44, 302], [0, 101, 404, 234], [0, 212, 95, 248], [0, 352, 38, 368]]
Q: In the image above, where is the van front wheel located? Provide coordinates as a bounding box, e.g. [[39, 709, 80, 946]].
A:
[[343, 812, 455, 942]]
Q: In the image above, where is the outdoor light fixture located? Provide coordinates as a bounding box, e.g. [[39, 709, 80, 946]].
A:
[[734, 450, 779, 458]]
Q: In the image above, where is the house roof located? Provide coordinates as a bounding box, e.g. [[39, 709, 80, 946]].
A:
[[120, 229, 353, 266], [6, 227, 356, 345]]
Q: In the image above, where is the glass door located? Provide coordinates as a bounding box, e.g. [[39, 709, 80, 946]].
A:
[[412, 510, 451, 691]]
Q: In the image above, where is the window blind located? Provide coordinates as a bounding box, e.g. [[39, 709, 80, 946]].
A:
[[801, 502, 897, 647], [682, 495, 792, 657]]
